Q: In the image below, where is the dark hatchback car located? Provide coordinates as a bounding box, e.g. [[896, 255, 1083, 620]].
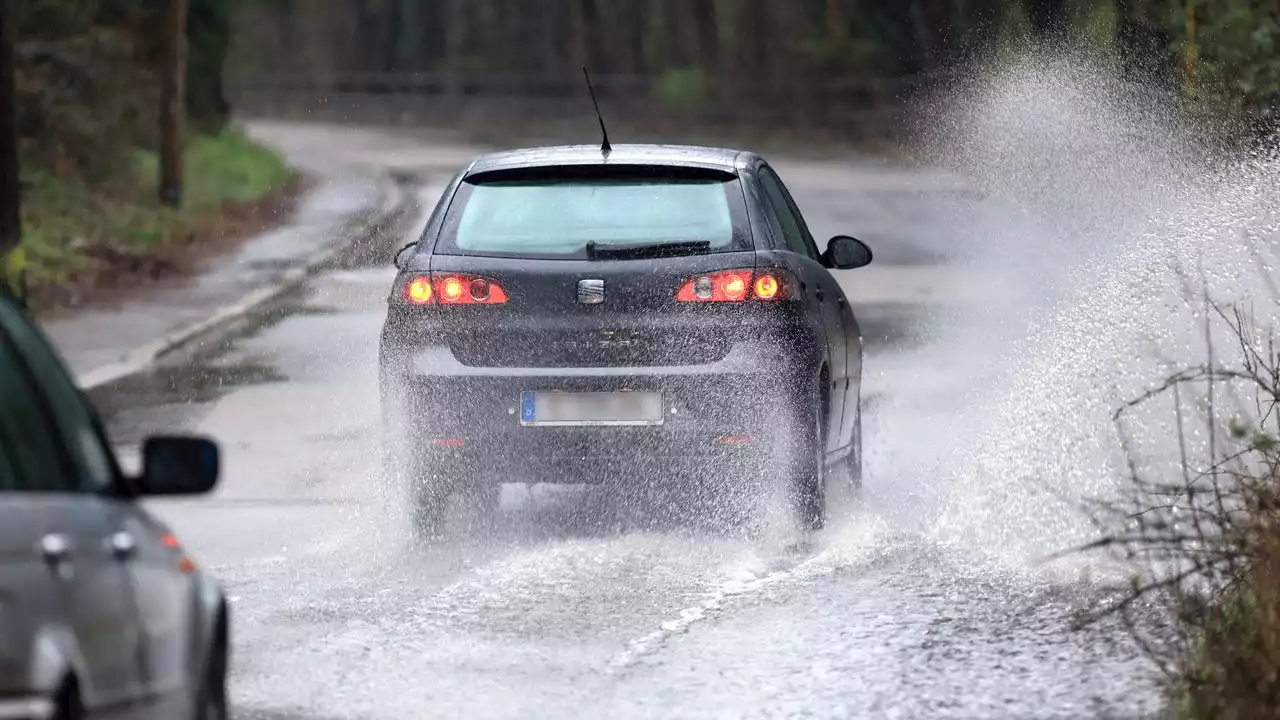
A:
[[0, 291, 229, 719], [380, 144, 872, 535]]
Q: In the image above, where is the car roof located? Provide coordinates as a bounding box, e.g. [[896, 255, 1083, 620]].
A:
[[464, 144, 752, 176]]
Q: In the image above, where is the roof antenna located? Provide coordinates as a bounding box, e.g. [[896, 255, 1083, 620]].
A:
[[582, 66, 611, 157]]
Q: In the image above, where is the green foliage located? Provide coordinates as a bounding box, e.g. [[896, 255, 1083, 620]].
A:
[[1071, 0, 1121, 58], [653, 68, 709, 114], [18, 129, 290, 304], [7, 0, 255, 311], [14, 0, 236, 180], [14, 29, 156, 181], [1178, 566, 1280, 718], [1188, 0, 1280, 128], [225, 0, 1278, 140], [997, 0, 1036, 54], [14, 0, 100, 39], [132, 130, 291, 210]]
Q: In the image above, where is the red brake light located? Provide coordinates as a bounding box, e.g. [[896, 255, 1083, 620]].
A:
[[397, 273, 508, 305], [676, 269, 789, 303]]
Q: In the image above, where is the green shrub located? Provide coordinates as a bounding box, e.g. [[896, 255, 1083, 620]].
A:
[[654, 68, 709, 115]]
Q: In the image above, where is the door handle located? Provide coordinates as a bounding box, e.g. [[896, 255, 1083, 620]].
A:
[[39, 533, 72, 564], [107, 531, 137, 559]]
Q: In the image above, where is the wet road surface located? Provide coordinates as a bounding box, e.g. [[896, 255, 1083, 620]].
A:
[[89, 161, 1162, 718]]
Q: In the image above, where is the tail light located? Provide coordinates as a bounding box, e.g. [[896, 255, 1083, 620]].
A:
[[394, 273, 509, 305], [676, 269, 793, 303], [406, 277, 434, 304]]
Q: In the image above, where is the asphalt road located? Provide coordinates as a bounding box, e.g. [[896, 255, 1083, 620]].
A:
[[90, 152, 1163, 719]]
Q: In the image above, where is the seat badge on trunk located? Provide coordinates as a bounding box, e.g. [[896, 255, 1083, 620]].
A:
[[577, 279, 605, 304]]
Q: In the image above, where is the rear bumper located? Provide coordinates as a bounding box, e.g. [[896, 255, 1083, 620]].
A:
[[409, 434, 771, 485], [380, 339, 816, 482]]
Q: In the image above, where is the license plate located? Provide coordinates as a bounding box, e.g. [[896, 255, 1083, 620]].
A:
[[520, 391, 664, 427]]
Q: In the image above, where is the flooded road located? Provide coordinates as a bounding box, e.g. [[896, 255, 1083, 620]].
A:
[[84, 150, 1165, 719]]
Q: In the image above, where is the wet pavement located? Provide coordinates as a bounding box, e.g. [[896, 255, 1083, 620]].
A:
[[72, 127, 1163, 719]]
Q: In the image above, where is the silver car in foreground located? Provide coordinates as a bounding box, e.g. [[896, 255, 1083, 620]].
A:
[[0, 292, 229, 720]]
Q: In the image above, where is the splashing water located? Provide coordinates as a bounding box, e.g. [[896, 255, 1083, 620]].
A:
[[891, 51, 1280, 571]]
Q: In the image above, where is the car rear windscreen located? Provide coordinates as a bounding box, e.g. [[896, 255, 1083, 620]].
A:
[[433, 165, 752, 259]]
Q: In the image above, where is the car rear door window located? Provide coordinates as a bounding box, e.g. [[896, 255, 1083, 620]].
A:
[[434, 165, 753, 259]]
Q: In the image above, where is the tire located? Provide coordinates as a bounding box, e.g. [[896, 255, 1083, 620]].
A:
[[52, 679, 83, 720], [787, 385, 827, 532], [410, 471, 452, 540], [195, 644, 229, 720], [382, 385, 455, 539], [413, 447, 468, 539]]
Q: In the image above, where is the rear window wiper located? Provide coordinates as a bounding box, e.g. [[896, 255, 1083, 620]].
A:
[[585, 240, 711, 260]]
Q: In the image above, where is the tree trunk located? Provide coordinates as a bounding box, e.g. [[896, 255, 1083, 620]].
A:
[[159, 0, 189, 208], [0, 0, 19, 258]]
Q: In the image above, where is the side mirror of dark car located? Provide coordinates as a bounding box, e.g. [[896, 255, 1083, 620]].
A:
[[393, 241, 419, 270], [136, 436, 220, 497], [823, 235, 873, 270]]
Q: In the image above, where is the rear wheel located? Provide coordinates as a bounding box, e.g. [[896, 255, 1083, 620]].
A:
[[195, 640, 228, 720], [410, 468, 453, 540], [52, 678, 83, 720], [785, 384, 827, 532]]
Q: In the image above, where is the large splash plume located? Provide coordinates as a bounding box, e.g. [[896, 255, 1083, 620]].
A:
[[879, 49, 1280, 569]]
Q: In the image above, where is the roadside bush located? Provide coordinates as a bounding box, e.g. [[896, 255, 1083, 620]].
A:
[[8, 1, 286, 312], [653, 68, 708, 115], [1082, 301, 1280, 718], [18, 128, 293, 310]]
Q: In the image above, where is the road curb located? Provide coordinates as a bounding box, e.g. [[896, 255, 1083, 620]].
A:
[[77, 170, 416, 392]]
